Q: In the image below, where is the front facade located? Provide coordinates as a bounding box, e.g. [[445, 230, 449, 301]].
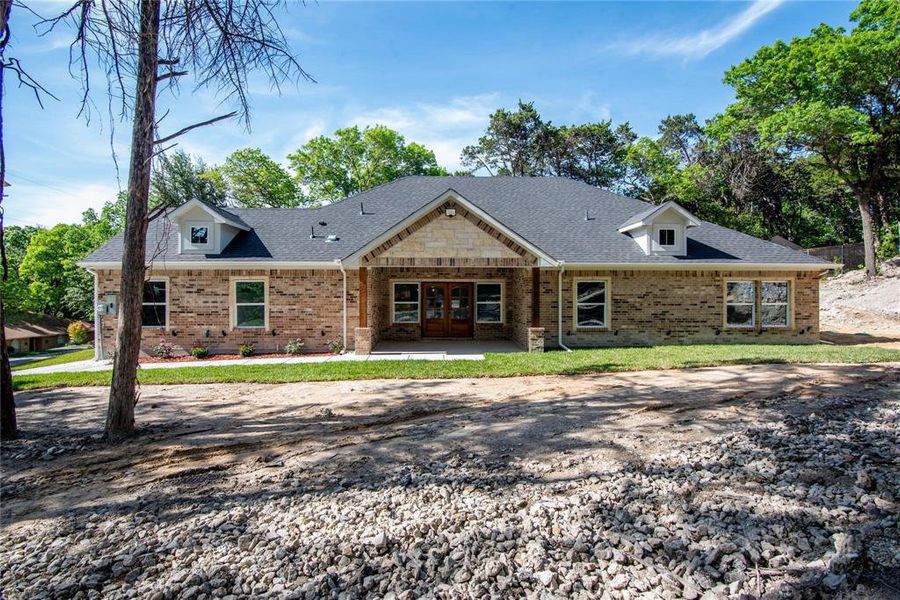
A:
[[82, 177, 831, 358]]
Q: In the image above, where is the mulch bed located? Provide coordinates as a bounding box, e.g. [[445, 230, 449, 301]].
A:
[[140, 352, 335, 364]]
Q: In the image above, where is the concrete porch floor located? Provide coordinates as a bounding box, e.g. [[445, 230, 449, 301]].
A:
[[369, 339, 523, 361]]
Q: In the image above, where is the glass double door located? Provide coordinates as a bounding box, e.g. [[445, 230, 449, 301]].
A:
[[423, 282, 474, 338]]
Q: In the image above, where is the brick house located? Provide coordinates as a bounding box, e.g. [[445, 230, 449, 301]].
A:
[[81, 176, 832, 358]]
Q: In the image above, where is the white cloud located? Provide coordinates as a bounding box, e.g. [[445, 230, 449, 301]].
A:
[[4, 180, 120, 228], [349, 94, 499, 170], [615, 0, 785, 60]]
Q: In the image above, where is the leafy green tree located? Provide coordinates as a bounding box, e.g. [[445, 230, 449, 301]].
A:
[[219, 148, 304, 207], [0, 225, 39, 315], [288, 125, 447, 203], [462, 101, 636, 188], [720, 0, 900, 276], [151, 150, 225, 208], [462, 101, 547, 176], [18, 224, 101, 319]]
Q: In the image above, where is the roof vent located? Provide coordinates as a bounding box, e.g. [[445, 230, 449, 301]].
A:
[[318, 221, 327, 227], [584, 209, 594, 221], [360, 202, 373, 216], [325, 235, 339, 243]]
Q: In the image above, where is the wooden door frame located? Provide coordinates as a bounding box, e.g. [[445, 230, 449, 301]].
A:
[[422, 281, 475, 338]]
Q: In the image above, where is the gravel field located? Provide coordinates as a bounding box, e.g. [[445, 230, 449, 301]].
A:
[[1, 364, 898, 599]]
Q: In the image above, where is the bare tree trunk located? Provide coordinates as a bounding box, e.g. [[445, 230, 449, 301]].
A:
[[106, 0, 160, 440], [0, 290, 15, 440], [857, 192, 878, 278], [0, 0, 16, 441]]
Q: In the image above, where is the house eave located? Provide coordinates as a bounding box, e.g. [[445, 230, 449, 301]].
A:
[[561, 262, 838, 271], [78, 260, 344, 270]]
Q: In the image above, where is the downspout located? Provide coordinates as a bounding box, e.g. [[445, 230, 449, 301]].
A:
[[557, 262, 572, 352], [337, 260, 348, 354], [90, 269, 103, 361]]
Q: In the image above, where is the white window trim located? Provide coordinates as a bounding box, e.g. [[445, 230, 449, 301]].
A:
[[142, 276, 169, 330], [231, 277, 269, 330], [724, 280, 756, 329], [657, 227, 676, 248], [391, 281, 421, 324], [761, 280, 793, 329], [573, 277, 611, 330], [190, 224, 211, 246], [183, 220, 214, 252], [475, 281, 505, 324]]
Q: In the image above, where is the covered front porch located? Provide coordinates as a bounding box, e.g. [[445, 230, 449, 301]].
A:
[[353, 266, 546, 355], [346, 192, 551, 355]]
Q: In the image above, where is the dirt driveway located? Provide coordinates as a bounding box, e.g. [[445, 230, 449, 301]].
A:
[[2, 363, 898, 599]]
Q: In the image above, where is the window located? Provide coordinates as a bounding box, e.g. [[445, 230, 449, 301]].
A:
[[234, 281, 266, 328], [190, 226, 209, 245], [476, 283, 502, 323], [762, 281, 790, 328], [658, 228, 676, 247], [725, 281, 755, 328], [392, 283, 420, 323], [142, 280, 167, 328], [575, 280, 608, 328]]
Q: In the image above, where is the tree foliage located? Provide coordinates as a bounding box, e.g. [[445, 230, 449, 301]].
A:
[[461, 101, 636, 188], [151, 150, 225, 208], [718, 0, 900, 275], [218, 147, 303, 208], [288, 125, 447, 203]]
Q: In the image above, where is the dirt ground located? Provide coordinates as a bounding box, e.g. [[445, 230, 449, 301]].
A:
[[3, 363, 898, 528], [820, 262, 900, 348]]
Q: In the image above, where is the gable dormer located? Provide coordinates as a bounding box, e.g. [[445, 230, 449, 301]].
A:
[[618, 201, 700, 257], [168, 199, 250, 255]]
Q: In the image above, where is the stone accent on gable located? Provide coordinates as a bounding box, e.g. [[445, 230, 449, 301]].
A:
[[362, 200, 537, 267]]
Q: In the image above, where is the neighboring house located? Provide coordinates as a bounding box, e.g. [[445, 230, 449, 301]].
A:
[[5, 313, 93, 353], [81, 176, 833, 358]]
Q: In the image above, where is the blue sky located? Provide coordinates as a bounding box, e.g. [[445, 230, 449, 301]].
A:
[[5, 0, 855, 227]]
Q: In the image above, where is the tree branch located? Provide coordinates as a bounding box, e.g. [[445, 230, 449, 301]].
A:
[[154, 111, 236, 145], [156, 69, 186, 82]]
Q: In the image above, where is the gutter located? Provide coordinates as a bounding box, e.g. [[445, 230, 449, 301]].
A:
[[88, 269, 102, 361], [557, 262, 572, 353], [337, 260, 348, 354]]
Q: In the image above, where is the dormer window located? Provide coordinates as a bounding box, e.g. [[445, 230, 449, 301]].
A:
[[190, 226, 209, 245], [658, 228, 676, 247], [618, 201, 700, 257], [168, 198, 251, 256]]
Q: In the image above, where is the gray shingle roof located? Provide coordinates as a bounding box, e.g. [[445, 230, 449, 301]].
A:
[[84, 176, 829, 267]]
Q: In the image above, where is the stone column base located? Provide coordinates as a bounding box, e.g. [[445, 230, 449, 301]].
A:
[[527, 327, 545, 353], [355, 327, 373, 355]]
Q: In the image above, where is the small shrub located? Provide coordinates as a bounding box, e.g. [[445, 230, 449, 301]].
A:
[[191, 345, 210, 359], [284, 338, 305, 355], [67, 321, 90, 345], [239, 344, 255, 357], [152, 337, 176, 359], [327, 338, 344, 354]]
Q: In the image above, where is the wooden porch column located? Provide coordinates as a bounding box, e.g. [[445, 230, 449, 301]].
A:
[[359, 267, 368, 328], [531, 267, 541, 327]]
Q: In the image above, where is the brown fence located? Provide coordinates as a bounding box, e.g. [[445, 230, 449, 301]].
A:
[[805, 243, 865, 269]]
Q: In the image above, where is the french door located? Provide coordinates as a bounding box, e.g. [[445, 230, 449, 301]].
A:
[[422, 282, 474, 338]]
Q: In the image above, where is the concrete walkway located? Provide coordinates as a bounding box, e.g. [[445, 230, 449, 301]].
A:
[[12, 340, 523, 376]]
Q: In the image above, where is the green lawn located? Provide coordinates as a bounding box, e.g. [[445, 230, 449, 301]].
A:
[[11, 344, 900, 391], [10, 348, 95, 372]]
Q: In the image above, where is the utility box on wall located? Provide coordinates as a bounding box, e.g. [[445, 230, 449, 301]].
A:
[[98, 294, 118, 317]]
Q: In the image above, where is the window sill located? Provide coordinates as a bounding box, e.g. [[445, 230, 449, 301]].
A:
[[575, 326, 609, 331]]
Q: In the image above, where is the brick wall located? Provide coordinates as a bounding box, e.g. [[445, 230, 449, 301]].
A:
[[96, 266, 821, 357], [96, 268, 358, 357], [538, 269, 821, 348]]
